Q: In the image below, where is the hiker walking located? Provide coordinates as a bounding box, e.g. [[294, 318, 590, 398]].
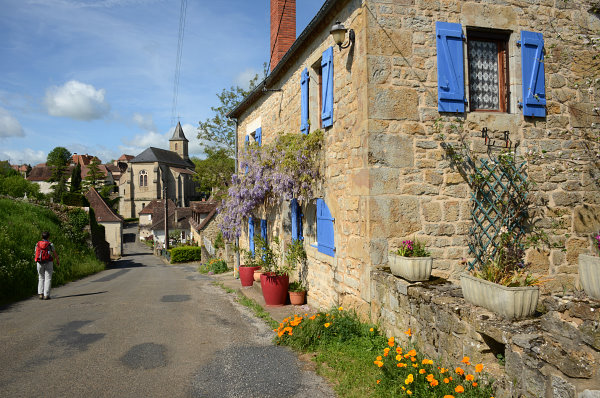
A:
[[35, 231, 59, 300]]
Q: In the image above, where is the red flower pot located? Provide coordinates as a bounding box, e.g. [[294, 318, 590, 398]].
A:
[[260, 273, 289, 306], [239, 266, 261, 287]]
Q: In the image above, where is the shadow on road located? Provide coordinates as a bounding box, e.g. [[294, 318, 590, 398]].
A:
[[55, 291, 108, 299], [108, 259, 147, 269]]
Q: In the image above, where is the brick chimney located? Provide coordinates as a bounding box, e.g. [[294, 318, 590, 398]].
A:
[[270, 0, 296, 71]]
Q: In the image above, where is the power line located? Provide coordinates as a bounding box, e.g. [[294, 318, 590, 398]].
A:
[[171, 0, 188, 127]]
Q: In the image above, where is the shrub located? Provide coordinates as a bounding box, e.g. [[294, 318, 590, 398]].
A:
[[198, 258, 229, 274], [170, 246, 202, 263], [61, 192, 89, 207]]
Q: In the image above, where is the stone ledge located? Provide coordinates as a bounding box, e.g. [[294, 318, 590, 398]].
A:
[[370, 269, 600, 397]]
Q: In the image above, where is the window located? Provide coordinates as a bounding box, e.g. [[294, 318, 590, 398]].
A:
[[436, 22, 546, 117], [139, 170, 148, 187], [175, 143, 178, 150], [467, 29, 509, 112]]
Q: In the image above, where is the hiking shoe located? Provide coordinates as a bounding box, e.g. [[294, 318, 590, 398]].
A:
[[39, 294, 44, 300], [43, 296, 51, 300]]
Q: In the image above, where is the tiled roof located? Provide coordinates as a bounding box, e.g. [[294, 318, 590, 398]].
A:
[[130, 147, 193, 168], [169, 121, 188, 142], [139, 199, 176, 215], [27, 165, 54, 181], [71, 154, 101, 167], [151, 206, 190, 230], [118, 154, 135, 162], [190, 201, 218, 214], [85, 187, 123, 223], [171, 167, 195, 175]]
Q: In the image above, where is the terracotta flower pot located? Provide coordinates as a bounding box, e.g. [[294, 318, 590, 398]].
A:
[[388, 253, 433, 282], [460, 273, 539, 320], [579, 254, 600, 300], [239, 266, 261, 287], [260, 272, 289, 306], [253, 269, 263, 282], [289, 290, 306, 305]]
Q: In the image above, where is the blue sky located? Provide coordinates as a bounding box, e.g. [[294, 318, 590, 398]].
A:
[[0, 0, 326, 166]]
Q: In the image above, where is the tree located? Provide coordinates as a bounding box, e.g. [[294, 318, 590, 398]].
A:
[[0, 161, 18, 177], [47, 147, 71, 203], [70, 163, 82, 192], [84, 159, 104, 189], [0, 174, 41, 198], [192, 148, 235, 198], [197, 71, 262, 157]]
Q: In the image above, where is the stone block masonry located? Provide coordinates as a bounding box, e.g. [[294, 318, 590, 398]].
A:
[[371, 269, 600, 397]]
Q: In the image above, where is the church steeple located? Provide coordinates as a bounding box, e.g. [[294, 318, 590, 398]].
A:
[[169, 122, 189, 160]]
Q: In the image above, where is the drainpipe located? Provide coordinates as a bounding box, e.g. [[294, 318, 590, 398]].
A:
[[233, 117, 240, 279]]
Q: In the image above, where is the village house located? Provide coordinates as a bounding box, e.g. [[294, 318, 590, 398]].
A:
[[118, 122, 200, 218], [189, 200, 226, 259], [228, 0, 599, 394], [138, 198, 176, 241], [85, 186, 124, 258]]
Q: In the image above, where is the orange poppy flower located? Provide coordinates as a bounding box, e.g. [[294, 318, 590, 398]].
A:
[[455, 367, 465, 376], [405, 328, 412, 336], [396, 355, 403, 361], [407, 390, 412, 395], [376, 356, 382, 361], [369, 327, 374, 332], [443, 378, 450, 384], [338, 306, 343, 311], [376, 379, 380, 384], [419, 369, 426, 374], [405, 374, 414, 384], [443, 396, 455, 398], [426, 374, 435, 382], [430, 379, 439, 387], [466, 374, 474, 381], [472, 382, 478, 387], [397, 363, 407, 368], [475, 363, 484, 372], [324, 323, 331, 328], [412, 363, 418, 368], [407, 349, 417, 357], [455, 385, 465, 393], [461, 356, 470, 363]]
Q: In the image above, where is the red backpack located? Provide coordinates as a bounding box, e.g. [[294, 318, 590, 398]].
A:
[[35, 241, 53, 263]]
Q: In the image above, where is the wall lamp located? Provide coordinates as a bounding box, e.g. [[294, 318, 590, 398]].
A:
[[330, 20, 355, 49]]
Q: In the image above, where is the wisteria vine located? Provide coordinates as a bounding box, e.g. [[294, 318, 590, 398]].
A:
[[219, 130, 324, 240]]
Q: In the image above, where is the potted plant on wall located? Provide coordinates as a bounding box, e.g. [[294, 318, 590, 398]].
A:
[[388, 239, 433, 282], [239, 248, 260, 287], [256, 236, 296, 306], [461, 228, 542, 320], [579, 232, 600, 300], [286, 239, 308, 305]]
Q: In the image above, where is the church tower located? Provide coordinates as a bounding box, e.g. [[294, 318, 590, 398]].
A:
[[169, 121, 189, 160]]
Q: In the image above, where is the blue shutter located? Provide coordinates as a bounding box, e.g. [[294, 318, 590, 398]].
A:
[[521, 31, 546, 117], [291, 198, 303, 241], [260, 218, 267, 246], [255, 127, 262, 146], [245, 135, 249, 147], [316, 198, 335, 257], [436, 22, 465, 113], [300, 68, 309, 134], [248, 216, 255, 256], [321, 47, 334, 128]]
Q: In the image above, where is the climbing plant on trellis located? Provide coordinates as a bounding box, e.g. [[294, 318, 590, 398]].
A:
[[467, 155, 529, 271]]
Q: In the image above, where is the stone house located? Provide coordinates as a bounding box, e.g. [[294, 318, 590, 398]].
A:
[[151, 206, 192, 246], [189, 200, 232, 261], [119, 122, 200, 218], [228, 0, 599, 312], [138, 199, 176, 241], [85, 186, 124, 258]]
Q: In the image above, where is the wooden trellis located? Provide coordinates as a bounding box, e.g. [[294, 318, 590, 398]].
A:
[[467, 157, 529, 270]]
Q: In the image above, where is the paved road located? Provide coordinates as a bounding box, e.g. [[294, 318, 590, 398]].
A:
[[0, 224, 335, 398]]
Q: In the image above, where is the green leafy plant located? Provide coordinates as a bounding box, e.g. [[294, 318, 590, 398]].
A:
[[170, 246, 202, 263], [198, 258, 229, 274], [288, 281, 306, 292]]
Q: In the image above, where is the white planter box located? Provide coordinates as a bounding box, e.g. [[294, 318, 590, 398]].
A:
[[579, 254, 600, 300], [460, 273, 539, 320], [388, 254, 432, 282]]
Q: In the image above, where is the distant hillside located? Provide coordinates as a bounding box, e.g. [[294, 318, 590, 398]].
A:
[[0, 198, 105, 303]]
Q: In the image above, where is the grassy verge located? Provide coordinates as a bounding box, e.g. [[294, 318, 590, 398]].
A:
[[0, 199, 104, 303], [212, 281, 278, 329]]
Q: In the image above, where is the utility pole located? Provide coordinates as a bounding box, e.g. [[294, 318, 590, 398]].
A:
[[164, 182, 169, 251]]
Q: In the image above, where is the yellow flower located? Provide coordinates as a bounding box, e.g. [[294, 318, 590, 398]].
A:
[[405, 374, 414, 384], [412, 363, 418, 368], [475, 363, 484, 372], [455, 385, 465, 393], [397, 363, 407, 367], [396, 354, 403, 361], [419, 369, 426, 374], [369, 327, 374, 332], [324, 323, 331, 328], [443, 396, 455, 398], [407, 390, 412, 395], [422, 359, 434, 365], [338, 306, 343, 311]]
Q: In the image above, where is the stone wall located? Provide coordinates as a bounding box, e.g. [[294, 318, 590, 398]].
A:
[[365, 0, 600, 293], [371, 269, 600, 397]]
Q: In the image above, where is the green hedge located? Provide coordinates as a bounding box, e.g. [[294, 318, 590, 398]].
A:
[[170, 246, 202, 263]]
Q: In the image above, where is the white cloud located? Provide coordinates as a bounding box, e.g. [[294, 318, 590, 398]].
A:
[[0, 107, 25, 138], [0, 148, 46, 166], [234, 68, 261, 90], [132, 112, 157, 132], [44, 80, 110, 121]]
